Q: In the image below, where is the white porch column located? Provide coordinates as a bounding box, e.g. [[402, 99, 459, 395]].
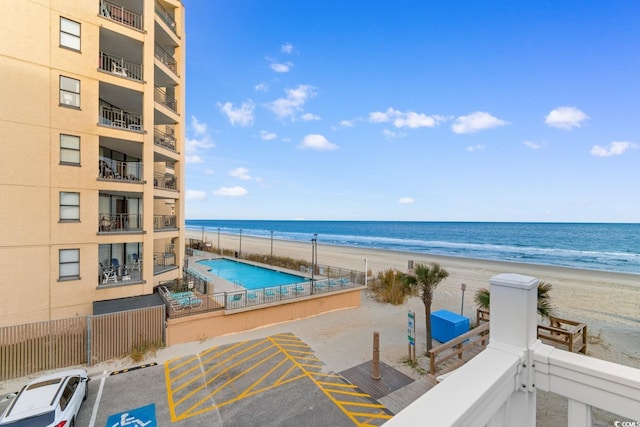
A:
[[488, 273, 539, 427]]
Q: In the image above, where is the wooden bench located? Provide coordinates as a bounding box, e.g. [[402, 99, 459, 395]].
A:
[[537, 316, 587, 354]]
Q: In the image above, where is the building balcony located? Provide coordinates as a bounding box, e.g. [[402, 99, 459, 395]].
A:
[[154, 251, 176, 275], [99, 252, 143, 286], [99, 51, 143, 81], [99, 159, 142, 182], [154, 44, 178, 77], [99, 106, 143, 131], [155, 0, 177, 35], [154, 86, 177, 112], [154, 215, 177, 230], [98, 213, 143, 233], [154, 126, 177, 152], [100, 0, 143, 31], [154, 173, 177, 191]]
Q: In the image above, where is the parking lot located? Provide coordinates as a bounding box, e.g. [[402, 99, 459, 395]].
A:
[[2, 333, 392, 426]]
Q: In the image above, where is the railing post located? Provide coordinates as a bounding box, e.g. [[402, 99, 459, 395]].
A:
[[488, 273, 539, 427]]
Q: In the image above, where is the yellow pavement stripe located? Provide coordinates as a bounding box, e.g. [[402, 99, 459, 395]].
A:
[[329, 389, 371, 397], [341, 402, 387, 409], [270, 336, 368, 427], [238, 356, 290, 398], [350, 412, 393, 420], [177, 346, 280, 411], [172, 340, 275, 394], [272, 364, 298, 387], [284, 349, 315, 355], [309, 372, 342, 378], [164, 361, 178, 422], [317, 381, 359, 388], [169, 340, 250, 381]]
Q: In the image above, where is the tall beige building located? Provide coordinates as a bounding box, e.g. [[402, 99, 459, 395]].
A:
[[0, 0, 185, 327]]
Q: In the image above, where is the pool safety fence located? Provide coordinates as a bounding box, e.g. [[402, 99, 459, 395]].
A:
[[159, 273, 363, 319]]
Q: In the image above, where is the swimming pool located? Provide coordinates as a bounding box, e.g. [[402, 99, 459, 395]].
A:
[[197, 259, 309, 290]]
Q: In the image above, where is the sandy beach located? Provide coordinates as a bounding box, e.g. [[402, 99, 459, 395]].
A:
[[189, 229, 640, 368]]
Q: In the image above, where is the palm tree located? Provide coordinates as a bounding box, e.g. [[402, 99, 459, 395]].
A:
[[404, 263, 449, 353], [474, 281, 554, 319]]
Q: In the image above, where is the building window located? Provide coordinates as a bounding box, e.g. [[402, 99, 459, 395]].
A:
[[60, 134, 80, 165], [59, 249, 80, 280], [60, 192, 80, 221], [60, 17, 80, 51], [60, 76, 80, 108]]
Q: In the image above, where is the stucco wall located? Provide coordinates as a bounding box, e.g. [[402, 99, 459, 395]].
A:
[[166, 289, 363, 346]]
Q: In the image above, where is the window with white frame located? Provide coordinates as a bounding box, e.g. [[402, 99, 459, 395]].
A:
[[60, 76, 80, 108], [60, 134, 80, 165], [59, 249, 80, 280], [60, 192, 80, 221], [60, 17, 80, 51]]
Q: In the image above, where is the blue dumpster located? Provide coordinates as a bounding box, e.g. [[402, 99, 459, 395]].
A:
[[431, 309, 469, 343]]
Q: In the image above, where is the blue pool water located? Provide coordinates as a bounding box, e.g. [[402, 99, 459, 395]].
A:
[[198, 258, 309, 290]]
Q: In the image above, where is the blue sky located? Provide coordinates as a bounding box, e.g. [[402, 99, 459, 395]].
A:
[[182, 1, 640, 222]]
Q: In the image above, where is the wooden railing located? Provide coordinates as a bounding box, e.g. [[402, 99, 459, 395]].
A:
[[428, 322, 490, 375], [537, 316, 587, 354], [478, 308, 587, 354]]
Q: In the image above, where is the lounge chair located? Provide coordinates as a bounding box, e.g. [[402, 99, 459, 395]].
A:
[[247, 292, 258, 302], [265, 289, 276, 297], [279, 287, 289, 295], [294, 285, 305, 293], [101, 263, 117, 284]]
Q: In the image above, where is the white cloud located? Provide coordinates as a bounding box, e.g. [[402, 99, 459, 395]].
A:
[[191, 116, 208, 136], [466, 145, 486, 152], [339, 120, 354, 127], [545, 106, 588, 130], [217, 100, 255, 127], [523, 140, 543, 150], [255, 82, 268, 92], [299, 134, 338, 151], [301, 113, 321, 121], [368, 107, 446, 129], [185, 154, 203, 163], [186, 116, 215, 162], [281, 43, 294, 54], [451, 112, 508, 134], [259, 130, 277, 141], [214, 186, 248, 197], [267, 85, 317, 121], [270, 62, 292, 73], [229, 167, 252, 180], [204, 169, 215, 175], [399, 197, 415, 204], [186, 190, 207, 201], [590, 141, 637, 157], [382, 129, 406, 139]]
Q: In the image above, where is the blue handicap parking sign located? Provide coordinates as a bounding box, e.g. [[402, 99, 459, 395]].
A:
[[107, 403, 156, 427]]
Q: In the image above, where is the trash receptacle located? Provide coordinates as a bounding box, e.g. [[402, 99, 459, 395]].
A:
[[408, 260, 414, 270]]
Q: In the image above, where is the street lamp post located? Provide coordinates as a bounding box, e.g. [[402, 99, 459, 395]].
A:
[[310, 234, 318, 292], [270, 230, 274, 264], [239, 229, 242, 258]]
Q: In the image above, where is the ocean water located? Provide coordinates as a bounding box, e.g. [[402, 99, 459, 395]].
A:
[[185, 220, 640, 275]]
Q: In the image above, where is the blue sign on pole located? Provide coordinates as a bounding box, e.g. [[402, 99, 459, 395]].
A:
[[107, 403, 156, 427], [408, 311, 415, 346]]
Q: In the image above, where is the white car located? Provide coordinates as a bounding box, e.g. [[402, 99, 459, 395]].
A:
[[0, 368, 89, 427]]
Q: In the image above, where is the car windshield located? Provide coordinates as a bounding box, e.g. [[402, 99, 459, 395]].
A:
[[0, 411, 55, 427], [25, 379, 61, 390]]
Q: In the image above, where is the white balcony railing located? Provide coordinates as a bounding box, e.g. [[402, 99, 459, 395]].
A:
[[385, 273, 640, 427]]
